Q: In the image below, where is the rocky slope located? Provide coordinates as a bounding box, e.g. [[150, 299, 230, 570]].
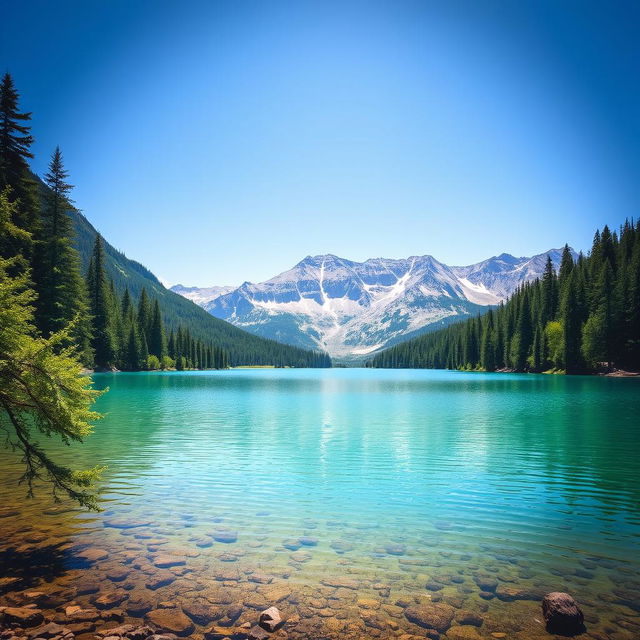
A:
[[171, 249, 569, 360]]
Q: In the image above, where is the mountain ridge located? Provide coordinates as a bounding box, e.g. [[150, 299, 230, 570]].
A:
[[57, 193, 331, 367], [171, 248, 573, 360]]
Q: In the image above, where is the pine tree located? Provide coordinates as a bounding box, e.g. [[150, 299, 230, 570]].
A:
[[32, 148, 92, 362], [148, 299, 166, 359], [0, 72, 37, 261], [86, 235, 117, 368]]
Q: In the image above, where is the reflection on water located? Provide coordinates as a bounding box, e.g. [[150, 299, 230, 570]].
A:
[[1, 369, 639, 639]]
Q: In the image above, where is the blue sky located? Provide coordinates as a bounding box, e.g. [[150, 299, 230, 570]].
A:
[[2, 1, 639, 286]]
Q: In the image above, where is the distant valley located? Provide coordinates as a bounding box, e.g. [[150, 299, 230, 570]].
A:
[[171, 249, 570, 360]]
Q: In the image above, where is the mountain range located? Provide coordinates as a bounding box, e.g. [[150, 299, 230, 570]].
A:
[[171, 249, 570, 361]]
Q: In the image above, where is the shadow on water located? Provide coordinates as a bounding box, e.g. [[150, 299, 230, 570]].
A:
[[0, 544, 69, 588]]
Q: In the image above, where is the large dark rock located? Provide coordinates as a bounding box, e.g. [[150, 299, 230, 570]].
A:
[[259, 606, 282, 632], [542, 592, 585, 635], [3, 607, 44, 627]]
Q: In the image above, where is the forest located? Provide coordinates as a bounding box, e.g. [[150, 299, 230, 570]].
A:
[[0, 72, 331, 371], [370, 221, 640, 374]]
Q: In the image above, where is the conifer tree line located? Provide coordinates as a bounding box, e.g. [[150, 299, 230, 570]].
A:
[[1, 71, 331, 370], [370, 221, 640, 374], [86, 235, 230, 370]]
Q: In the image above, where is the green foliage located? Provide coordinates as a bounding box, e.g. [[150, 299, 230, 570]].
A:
[[371, 222, 640, 374], [86, 235, 118, 368], [0, 239, 103, 509], [32, 147, 92, 363], [544, 320, 563, 367]]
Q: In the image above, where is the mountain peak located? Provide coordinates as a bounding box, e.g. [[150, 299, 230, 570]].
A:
[[172, 247, 560, 360]]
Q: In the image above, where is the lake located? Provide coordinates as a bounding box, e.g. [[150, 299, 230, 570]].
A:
[[1, 369, 639, 639]]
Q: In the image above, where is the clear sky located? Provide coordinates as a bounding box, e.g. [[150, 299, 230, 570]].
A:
[[2, 1, 639, 286]]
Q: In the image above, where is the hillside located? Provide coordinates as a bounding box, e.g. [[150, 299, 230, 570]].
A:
[[62, 200, 330, 367]]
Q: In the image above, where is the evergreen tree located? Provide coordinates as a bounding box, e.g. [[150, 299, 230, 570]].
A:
[[32, 148, 92, 362], [0, 194, 103, 508], [148, 299, 166, 359], [86, 235, 117, 368], [0, 72, 37, 261]]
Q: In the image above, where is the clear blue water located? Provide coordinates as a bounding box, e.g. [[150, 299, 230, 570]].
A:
[[2, 369, 639, 638]]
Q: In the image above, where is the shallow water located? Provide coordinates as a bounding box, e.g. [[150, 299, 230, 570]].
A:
[[1, 369, 639, 639]]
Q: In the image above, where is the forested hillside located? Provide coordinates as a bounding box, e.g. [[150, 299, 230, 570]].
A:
[[62, 188, 330, 367], [1, 72, 331, 369], [370, 221, 640, 374]]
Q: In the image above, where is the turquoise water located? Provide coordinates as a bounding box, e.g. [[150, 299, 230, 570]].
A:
[[1, 369, 640, 638]]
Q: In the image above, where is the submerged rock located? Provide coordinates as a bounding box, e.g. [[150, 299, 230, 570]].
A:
[[445, 625, 483, 639], [77, 547, 109, 562], [183, 600, 219, 625], [542, 592, 585, 635], [213, 530, 238, 544], [146, 608, 195, 637], [248, 625, 269, 640], [104, 518, 151, 529], [153, 554, 186, 568], [25, 621, 68, 638], [2, 607, 44, 627], [259, 606, 282, 631], [404, 603, 455, 632]]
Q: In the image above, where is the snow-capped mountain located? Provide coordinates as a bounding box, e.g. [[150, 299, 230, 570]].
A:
[[170, 249, 568, 360], [169, 284, 235, 306]]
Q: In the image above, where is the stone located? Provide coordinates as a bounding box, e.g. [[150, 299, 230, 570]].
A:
[[445, 625, 482, 639], [259, 606, 282, 632], [404, 603, 455, 632], [542, 592, 585, 635], [385, 543, 407, 556], [0, 577, 22, 593], [63, 608, 101, 622], [183, 600, 219, 625], [298, 536, 318, 546], [282, 539, 301, 551], [248, 625, 270, 640], [95, 623, 135, 637], [248, 572, 272, 584], [127, 600, 153, 617], [495, 585, 543, 601], [146, 609, 195, 637], [153, 555, 186, 568], [106, 567, 130, 582], [26, 622, 67, 639], [473, 575, 498, 592], [77, 547, 109, 562], [213, 530, 238, 543], [321, 577, 359, 589], [194, 537, 213, 548], [104, 518, 151, 529], [146, 571, 175, 590], [330, 539, 354, 553], [3, 607, 44, 627], [94, 590, 127, 609], [455, 611, 483, 627]]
